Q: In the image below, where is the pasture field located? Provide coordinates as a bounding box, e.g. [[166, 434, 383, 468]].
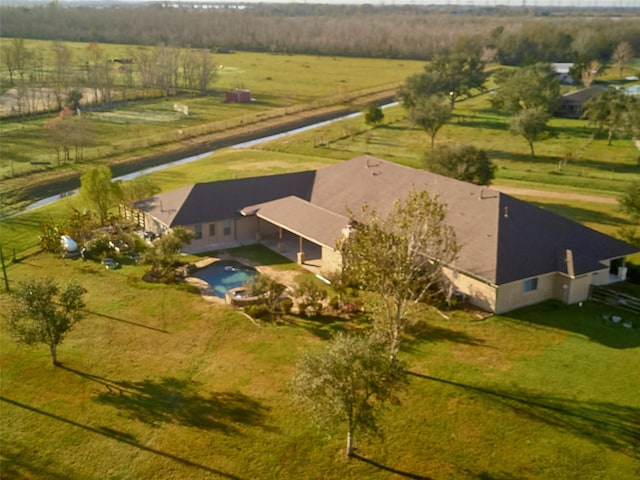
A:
[[256, 94, 639, 199], [1, 248, 639, 480], [0, 39, 424, 183]]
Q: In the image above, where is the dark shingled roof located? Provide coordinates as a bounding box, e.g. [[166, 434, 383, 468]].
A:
[[137, 156, 638, 285], [561, 85, 608, 106], [135, 171, 316, 226]]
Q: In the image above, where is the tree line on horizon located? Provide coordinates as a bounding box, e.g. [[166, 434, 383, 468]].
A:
[[1, 3, 639, 62]]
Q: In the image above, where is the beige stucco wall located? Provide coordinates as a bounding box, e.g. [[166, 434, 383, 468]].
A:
[[492, 267, 609, 313], [321, 247, 343, 274], [235, 217, 259, 243], [184, 217, 260, 250], [443, 267, 498, 312], [494, 272, 559, 314], [566, 268, 609, 304]]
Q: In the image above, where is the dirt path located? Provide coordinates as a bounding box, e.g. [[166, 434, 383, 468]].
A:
[[492, 185, 617, 205]]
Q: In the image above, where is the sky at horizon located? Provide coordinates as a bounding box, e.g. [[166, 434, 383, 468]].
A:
[[43, 0, 640, 7]]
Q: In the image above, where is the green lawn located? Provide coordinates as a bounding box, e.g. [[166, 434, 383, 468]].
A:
[[1, 251, 639, 479]]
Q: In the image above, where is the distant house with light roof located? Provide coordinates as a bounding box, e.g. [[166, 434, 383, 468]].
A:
[[134, 156, 637, 314]]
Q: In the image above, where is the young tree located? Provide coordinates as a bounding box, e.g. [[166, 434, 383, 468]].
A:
[[66, 89, 83, 111], [8, 277, 87, 365], [79, 166, 117, 225], [583, 90, 638, 146], [408, 95, 451, 149], [612, 41, 634, 79], [294, 278, 327, 317], [2, 38, 30, 86], [491, 63, 561, 114], [620, 181, 640, 224], [50, 41, 73, 111], [580, 60, 601, 88], [618, 181, 640, 247], [244, 274, 287, 316], [340, 189, 459, 360], [292, 333, 407, 457], [363, 102, 384, 126], [424, 144, 495, 185], [509, 108, 549, 158], [142, 226, 193, 282]]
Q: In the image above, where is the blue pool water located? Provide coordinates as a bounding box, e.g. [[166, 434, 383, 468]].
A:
[[625, 85, 640, 95], [191, 260, 257, 298]]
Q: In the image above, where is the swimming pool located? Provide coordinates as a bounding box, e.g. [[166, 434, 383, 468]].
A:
[[191, 260, 258, 298]]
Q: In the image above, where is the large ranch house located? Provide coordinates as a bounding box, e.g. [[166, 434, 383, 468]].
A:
[[133, 156, 638, 314]]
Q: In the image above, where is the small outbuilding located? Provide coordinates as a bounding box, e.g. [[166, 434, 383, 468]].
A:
[[225, 89, 252, 103]]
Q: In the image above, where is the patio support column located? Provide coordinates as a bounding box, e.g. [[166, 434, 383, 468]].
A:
[[297, 236, 305, 265], [278, 227, 283, 252]]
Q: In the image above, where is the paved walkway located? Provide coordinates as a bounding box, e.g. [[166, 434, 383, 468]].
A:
[[492, 185, 618, 205]]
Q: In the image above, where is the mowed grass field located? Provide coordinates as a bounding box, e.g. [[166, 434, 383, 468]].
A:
[[1, 249, 639, 480]]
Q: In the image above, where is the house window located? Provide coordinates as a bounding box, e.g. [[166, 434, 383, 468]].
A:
[[209, 223, 216, 237], [193, 224, 202, 239], [523, 277, 538, 292], [223, 219, 231, 236]]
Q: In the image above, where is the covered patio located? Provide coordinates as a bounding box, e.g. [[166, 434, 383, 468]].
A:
[[241, 195, 350, 275]]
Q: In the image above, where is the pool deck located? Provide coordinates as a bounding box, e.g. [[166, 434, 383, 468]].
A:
[[184, 250, 306, 304]]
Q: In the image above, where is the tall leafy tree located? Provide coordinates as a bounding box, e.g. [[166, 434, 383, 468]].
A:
[[408, 95, 451, 149], [292, 333, 407, 457], [8, 277, 87, 365], [620, 181, 640, 224], [340, 189, 459, 360], [116, 176, 160, 206], [80, 166, 118, 225], [582, 90, 639, 146], [491, 63, 561, 114], [50, 41, 73, 111], [398, 49, 485, 109], [509, 108, 550, 158], [618, 181, 640, 247], [612, 42, 634, 79], [424, 144, 495, 185]]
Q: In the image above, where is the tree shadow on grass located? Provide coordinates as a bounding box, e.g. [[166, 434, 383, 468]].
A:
[[451, 114, 508, 132], [505, 301, 640, 349], [529, 203, 629, 229], [93, 376, 272, 434], [58, 365, 272, 434], [284, 313, 348, 340], [409, 373, 640, 459], [351, 453, 434, 480], [0, 396, 246, 480], [404, 319, 488, 348], [0, 439, 72, 480], [85, 309, 169, 333]]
